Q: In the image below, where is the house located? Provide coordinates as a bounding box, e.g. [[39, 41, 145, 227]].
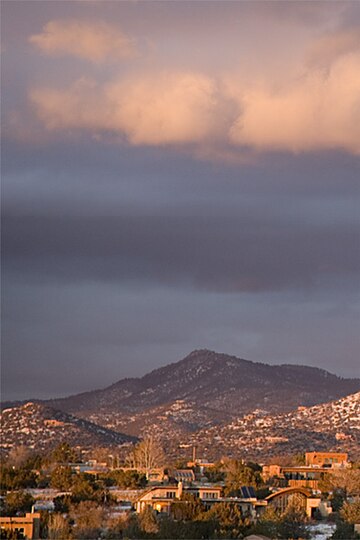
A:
[[69, 461, 109, 475], [261, 464, 282, 481], [32, 500, 55, 512], [168, 469, 195, 484], [0, 512, 41, 539], [266, 487, 332, 518], [136, 481, 267, 518], [262, 452, 350, 490], [222, 495, 268, 519], [281, 465, 327, 490], [135, 481, 223, 514], [146, 468, 167, 483], [305, 452, 348, 468]]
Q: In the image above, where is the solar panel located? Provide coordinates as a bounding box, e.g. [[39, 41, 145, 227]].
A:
[[239, 486, 256, 498]]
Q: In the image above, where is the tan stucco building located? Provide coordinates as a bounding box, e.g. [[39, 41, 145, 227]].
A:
[[0, 512, 41, 539]]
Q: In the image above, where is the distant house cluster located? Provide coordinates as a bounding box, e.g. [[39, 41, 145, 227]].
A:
[[0, 451, 353, 539]]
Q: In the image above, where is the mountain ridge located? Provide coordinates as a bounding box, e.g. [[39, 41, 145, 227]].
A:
[[43, 349, 359, 415], [3, 350, 359, 416], [2, 392, 359, 461]]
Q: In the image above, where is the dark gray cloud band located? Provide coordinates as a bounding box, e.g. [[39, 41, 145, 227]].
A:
[[3, 212, 359, 293]]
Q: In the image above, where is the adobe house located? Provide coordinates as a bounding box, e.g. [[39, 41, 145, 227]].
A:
[[0, 512, 41, 539], [266, 487, 332, 518], [136, 482, 267, 518], [262, 452, 350, 490], [305, 452, 348, 468], [135, 482, 223, 513]]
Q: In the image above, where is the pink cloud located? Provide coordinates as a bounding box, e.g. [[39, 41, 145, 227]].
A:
[[29, 19, 136, 62], [30, 71, 231, 146], [307, 26, 360, 67], [229, 53, 360, 154]]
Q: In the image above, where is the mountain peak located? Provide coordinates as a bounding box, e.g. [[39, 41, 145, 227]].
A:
[[45, 350, 359, 419]]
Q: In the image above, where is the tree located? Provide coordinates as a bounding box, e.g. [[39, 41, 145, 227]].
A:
[[332, 521, 359, 539], [127, 436, 165, 472], [208, 502, 248, 538], [279, 501, 308, 540], [340, 500, 360, 524], [157, 516, 217, 539], [171, 493, 205, 521], [209, 501, 243, 527], [50, 465, 73, 490], [4, 490, 35, 516], [7, 446, 32, 468], [69, 500, 105, 539], [47, 513, 72, 540], [123, 513, 142, 539], [139, 506, 159, 534], [50, 442, 77, 464], [0, 465, 37, 490], [103, 469, 147, 489], [252, 504, 308, 540], [223, 459, 259, 495], [103, 515, 129, 539], [252, 506, 282, 539], [204, 464, 226, 483], [70, 473, 96, 503], [321, 467, 360, 499], [292, 453, 306, 466], [53, 495, 72, 513]]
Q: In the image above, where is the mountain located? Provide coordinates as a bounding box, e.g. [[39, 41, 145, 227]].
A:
[[47, 349, 360, 421], [3, 350, 359, 461], [0, 402, 136, 455], [188, 391, 360, 460]]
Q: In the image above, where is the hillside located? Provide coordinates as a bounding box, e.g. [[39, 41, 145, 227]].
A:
[[184, 391, 360, 460], [48, 350, 360, 421], [2, 351, 359, 461], [0, 402, 136, 455]]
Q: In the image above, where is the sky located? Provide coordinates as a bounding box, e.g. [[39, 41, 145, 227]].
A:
[[1, 1, 360, 401]]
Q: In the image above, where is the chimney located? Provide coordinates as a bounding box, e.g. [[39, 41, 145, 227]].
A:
[[177, 480, 183, 499]]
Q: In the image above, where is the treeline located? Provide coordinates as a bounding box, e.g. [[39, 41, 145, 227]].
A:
[[0, 443, 147, 493], [2, 442, 360, 539]]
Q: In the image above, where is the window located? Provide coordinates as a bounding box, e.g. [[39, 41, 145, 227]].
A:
[[166, 491, 175, 499], [203, 492, 218, 499]]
